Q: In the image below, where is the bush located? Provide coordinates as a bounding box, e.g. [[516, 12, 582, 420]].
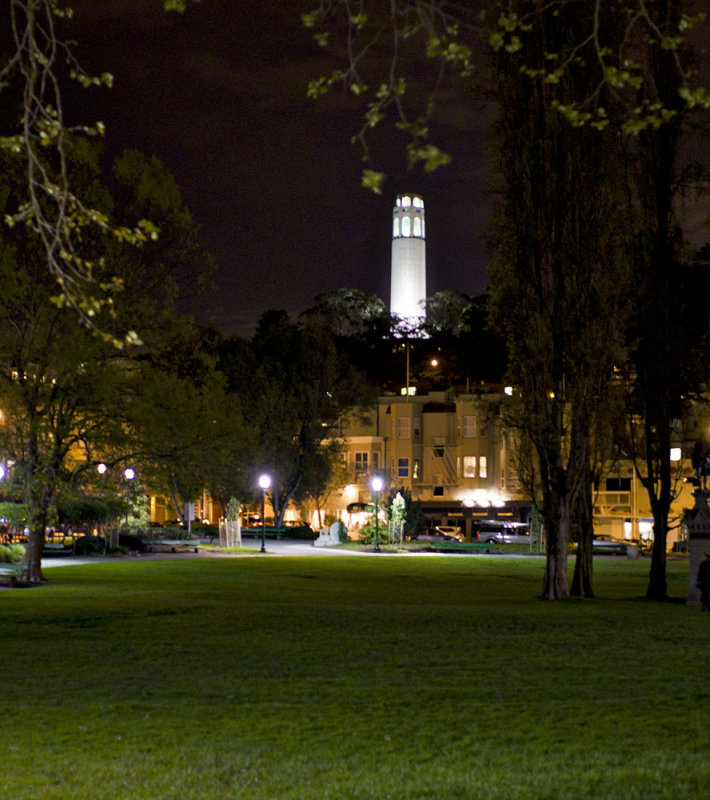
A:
[[287, 524, 316, 541], [190, 522, 219, 540], [118, 533, 147, 552], [73, 536, 106, 555], [140, 527, 196, 541], [0, 543, 26, 563]]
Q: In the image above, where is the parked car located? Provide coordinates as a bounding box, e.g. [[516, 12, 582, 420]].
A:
[[434, 526, 463, 542], [475, 522, 539, 546], [591, 534, 628, 555]]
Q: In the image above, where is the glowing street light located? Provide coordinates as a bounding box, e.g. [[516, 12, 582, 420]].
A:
[[258, 473, 272, 553], [371, 475, 383, 553]]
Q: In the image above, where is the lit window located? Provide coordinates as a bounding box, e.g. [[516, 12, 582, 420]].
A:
[[402, 216, 411, 237], [463, 456, 476, 477], [421, 219, 425, 238], [413, 196, 423, 209], [393, 218, 400, 237], [413, 217, 422, 237], [480, 456, 488, 478], [401, 195, 411, 207], [398, 458, 409, 477], [413, 458, 421, 479]]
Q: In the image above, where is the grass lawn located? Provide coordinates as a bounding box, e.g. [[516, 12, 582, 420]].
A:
[[1, 554, 708, 799]]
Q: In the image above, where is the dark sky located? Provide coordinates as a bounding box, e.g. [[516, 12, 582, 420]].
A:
[[66, 0, 493, 338]]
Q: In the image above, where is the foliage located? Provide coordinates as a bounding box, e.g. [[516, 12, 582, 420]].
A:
[[0, 542, 25, 563], [0, 1, 201, 342], [222, 311, 373, 527], [0, 501, 29, 527], [72, 535, 106, 555], [225, 497, 240, 522], [384, 486, 427, 540], [57, 495, 124, 527]]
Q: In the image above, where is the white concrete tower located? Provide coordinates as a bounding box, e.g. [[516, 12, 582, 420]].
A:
[[390, 193, 426, 329]]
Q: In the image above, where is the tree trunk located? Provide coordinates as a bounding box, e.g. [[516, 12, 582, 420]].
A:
[[539, 489, 570, 600], [646, 506, 669, 601], [570, 480, 595, 598]]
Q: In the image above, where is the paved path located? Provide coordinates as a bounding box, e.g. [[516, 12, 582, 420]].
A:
[[38, 538, 391, 569]]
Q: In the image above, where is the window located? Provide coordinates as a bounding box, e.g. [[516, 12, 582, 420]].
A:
[[433, 486, 444, 497], [402, 216, 411, 237], [401, 195, 411, 207], [354, 452, 368, 473], [413, 458, 421, 479], [479, 456, 488, 478], [413, 418, 422, 441], [606, 478, 631, 491], [433, 447, 444, 458], [397, 417, 411, 439], [393, 218, 400, 237], [413, 217, 422, 237], [463, 416, 476, 438], [398, 458, 409, 478], [463, 456, 476, 478], [372, 451, 380, 472]]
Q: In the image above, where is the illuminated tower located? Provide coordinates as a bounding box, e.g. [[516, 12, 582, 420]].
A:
[[390, 193, 426, 329]]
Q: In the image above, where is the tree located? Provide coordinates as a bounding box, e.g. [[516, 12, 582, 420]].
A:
[[487, 3, 630, 599], [301, 288, 386, 338], [0, 1, 198, 342], [129, 328, 256, 524], [385, 486, 426, 542], [0, 133, 216, 579], [225, 311, 374, 527], [0, 204, 130, 581], [305, 0, 710, 600]]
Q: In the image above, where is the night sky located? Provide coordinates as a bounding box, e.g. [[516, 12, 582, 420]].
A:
[[66, 0, 493, 338]]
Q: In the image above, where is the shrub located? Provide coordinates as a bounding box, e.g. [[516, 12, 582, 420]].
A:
[[0, 543, 26, 563], [287, 524, 316, 540], [73, 536, 106, 555], [191, 521, 219, 540], [118, 533, 147, 552]]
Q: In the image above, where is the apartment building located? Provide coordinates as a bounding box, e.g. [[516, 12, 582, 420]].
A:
[[331, 386, 528, 539]]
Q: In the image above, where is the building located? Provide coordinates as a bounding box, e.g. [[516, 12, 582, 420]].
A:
[[390, 193, 427, 329], [326, 386, 528, 539]]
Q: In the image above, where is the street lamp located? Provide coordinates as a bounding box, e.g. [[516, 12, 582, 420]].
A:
[[124, 467, 135, 526], [258, 473, 271, 553], [371, 475, 383, 552]]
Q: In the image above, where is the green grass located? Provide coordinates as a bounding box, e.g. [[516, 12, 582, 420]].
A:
[[1, 555, 708, 799]]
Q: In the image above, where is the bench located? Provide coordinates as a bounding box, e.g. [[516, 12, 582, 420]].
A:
[[0, 563, 27, 587], [43, 542, 67, 553], [241, 527, 287, 540]]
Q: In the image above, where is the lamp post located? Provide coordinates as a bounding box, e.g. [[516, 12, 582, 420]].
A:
[[258, 473, 271, 553], [371, 475, 383, 552], [124, 467, 135, 526]]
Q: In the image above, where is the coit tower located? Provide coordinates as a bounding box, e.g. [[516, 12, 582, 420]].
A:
[[390, 193, 426, 328]]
